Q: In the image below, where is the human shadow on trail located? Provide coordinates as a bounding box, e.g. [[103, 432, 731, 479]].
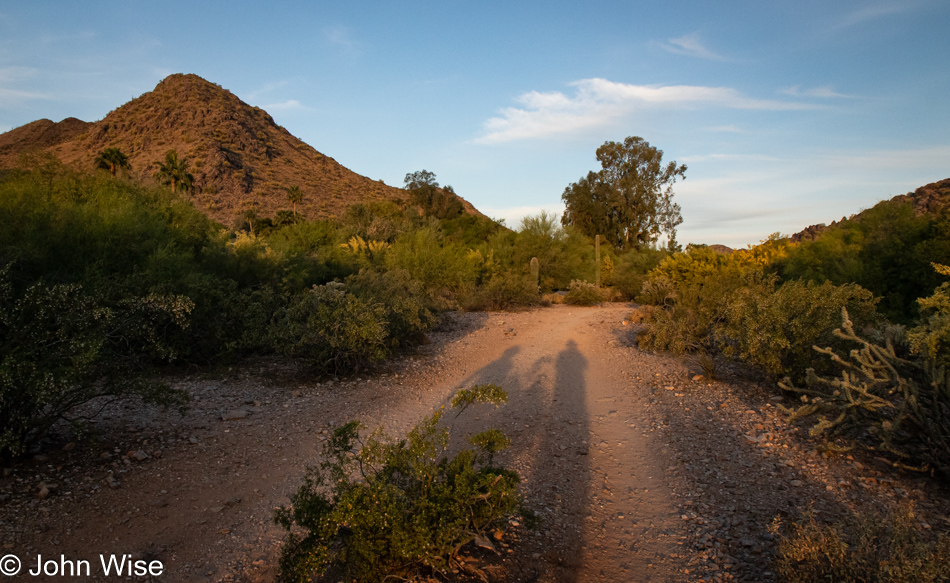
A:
[[447, 339, 591, 582]]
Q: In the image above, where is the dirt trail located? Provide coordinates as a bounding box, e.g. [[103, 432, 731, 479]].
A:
[[4, 304, 947, 582]]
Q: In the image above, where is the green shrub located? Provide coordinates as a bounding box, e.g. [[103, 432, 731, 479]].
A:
[[612, 247, 668, 299], [638, 259, 879, 381], [0, 268, 190, 457], [464, 270, 539, 311], [276, 283, 388, 374], [274, 385, 520, 583], [564, 279, 603, 305], [773, 504, 950, 582], [344, 268, 437, 347], [721, 279, 879, 378]]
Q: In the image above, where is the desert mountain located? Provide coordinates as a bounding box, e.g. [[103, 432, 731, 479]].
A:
[[789, 178, 950, 243], [0, 74, 483, 226]]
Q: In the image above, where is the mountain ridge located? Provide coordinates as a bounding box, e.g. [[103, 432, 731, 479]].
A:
[[0, 74, 484, 226]]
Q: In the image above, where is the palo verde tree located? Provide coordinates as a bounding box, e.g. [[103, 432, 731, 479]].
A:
[[155, 149, 194, 193], [93, 147, 131, 178], [562, 136, 686, 250]]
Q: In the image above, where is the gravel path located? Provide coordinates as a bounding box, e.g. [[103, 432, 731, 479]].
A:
[[2, 304, 948, 582]]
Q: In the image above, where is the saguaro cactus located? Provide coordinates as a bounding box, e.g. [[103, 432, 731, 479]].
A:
[[530, 257, 539, 292], [595, 234, 601, 288]]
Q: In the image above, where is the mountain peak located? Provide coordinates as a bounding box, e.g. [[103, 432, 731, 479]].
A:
[[0, 73, 484, 226]]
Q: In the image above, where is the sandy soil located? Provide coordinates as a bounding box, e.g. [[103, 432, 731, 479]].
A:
[[2, 304, 948, 583]]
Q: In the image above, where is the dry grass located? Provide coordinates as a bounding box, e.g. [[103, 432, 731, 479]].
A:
[[773, 503, 950, 583]]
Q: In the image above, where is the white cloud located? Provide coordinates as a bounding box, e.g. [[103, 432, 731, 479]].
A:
[[831, 2, 910, 30], [704, 125, 744, 133], [476, 78, 817, 144], [323, 25, 358, 49], [780, 85, 851, 98], [263, 99, 305, 111], [660, 33, 726, 60]]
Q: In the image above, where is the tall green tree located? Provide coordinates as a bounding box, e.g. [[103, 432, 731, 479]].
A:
[[561, 136, 686, 250], [404, 170, 464, 220], [155, 149, 194, 192], [93, 147, 131, 178], [286, 185, 303, 221]]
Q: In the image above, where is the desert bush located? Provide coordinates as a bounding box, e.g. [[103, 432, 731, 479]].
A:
[[779, 307, 950, 477], [274, 385, 520, 583], [386, 225, 477, 305], [638, 259, 879, 381], [564, 279, 604, 305], [0, 268, 190, 457], [464, 270, 539, 311], [721, 279, 879, 378], [344, 268, 437, 347], [773, 504, 950, 582], [276, 283, 389, 373], [612, 247, 668, 299]]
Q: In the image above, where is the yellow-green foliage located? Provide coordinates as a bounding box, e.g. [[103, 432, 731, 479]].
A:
[[638, 243, 878, 380], [774, 504, 950, 583], [274, 386, 520, 583], [565, 279, 604, 305], [908, 263, 950, 368]]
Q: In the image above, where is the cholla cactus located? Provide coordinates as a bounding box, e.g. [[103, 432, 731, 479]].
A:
[[779, 307, 950, 477]]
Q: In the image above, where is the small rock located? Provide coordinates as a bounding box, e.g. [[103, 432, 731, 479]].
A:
[[790, 480, 803, 487], [37, 485, 50, 499], [62, 442, 76, 452], [33, 454, 49, 463], [99, 452, 111, 459], [189, 437, 199, 444], [2, 468, 12, 477], [221, 409, 248, 421], [692, 375, 704, 382], [128, 450, 149, 462]]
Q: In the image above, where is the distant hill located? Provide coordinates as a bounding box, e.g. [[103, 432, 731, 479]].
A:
[[789, 178, 950, 243], [0, 74, 484, 227]]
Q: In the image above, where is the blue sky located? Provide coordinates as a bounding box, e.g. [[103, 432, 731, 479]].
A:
[[1, 1, 948, 247]]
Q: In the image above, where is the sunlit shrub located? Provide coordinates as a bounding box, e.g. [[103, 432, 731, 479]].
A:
[[275, 385, 520, 583], [564, 279, 603, 305], [773, 504, 950, 583]]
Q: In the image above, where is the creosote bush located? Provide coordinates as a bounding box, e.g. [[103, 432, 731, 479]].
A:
[[0, 266, 190, 457], [564, 279, 603, 306], [773, 504, 950, 582], [274, 385, 520, 583]]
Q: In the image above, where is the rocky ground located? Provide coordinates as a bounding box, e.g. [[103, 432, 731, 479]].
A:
[[1, 304, 948, 582]]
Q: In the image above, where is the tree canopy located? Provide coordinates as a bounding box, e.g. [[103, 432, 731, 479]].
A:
[[403, 170, 464, 220], [94, 147, 131, 178], [155, 149, 194, 193], [561, 136, 686, 250]]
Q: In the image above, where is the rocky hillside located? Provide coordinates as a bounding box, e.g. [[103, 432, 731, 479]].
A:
[[0, 74, 483, 226], [789, 178, 950, 243]]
